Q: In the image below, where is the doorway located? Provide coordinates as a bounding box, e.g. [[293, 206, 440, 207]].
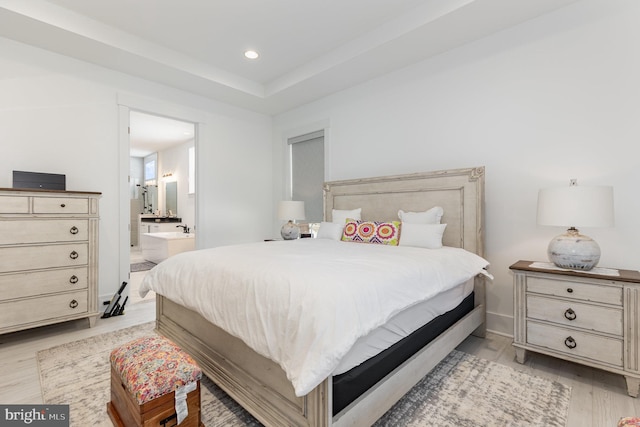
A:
[[129, 112, 196, 247], [120, 108, 197, 303]]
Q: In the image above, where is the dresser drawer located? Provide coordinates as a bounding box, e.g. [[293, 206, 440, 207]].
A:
[[0, 290, 88, 329], [0, 267, 87, 301], [0, 196, 29, 213], [527, 276, 622, 306], [0, 220, 88, 245], [527, 295, 622, 336], [33, 197, 88, 214], [527, 321, 623, 367], [0, 243, 88, 273]]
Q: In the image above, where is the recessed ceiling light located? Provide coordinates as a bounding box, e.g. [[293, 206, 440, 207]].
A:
[[244, 50, 259, 60]]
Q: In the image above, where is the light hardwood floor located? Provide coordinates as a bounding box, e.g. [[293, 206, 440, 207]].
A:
[[1, 287, 638, 426]]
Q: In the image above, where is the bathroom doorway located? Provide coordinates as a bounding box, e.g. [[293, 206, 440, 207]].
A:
[[129, 112, 196, 246], [126, 111, 197, 303]]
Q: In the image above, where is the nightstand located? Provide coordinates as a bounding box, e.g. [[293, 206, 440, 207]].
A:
[[510, 260, 640, 397]]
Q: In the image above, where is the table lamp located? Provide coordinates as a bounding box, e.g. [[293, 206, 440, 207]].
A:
[[278, 201, 306, 240], [537, 180, 613, 270]]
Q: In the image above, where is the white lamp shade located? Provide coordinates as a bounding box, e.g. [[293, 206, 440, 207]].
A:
[[278, 201, 306, 221], [537, 185, 613, 228]]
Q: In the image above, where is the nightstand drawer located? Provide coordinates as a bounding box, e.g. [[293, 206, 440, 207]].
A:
[[527, 321, 623, 367], [33, 197, 89, 214], [527, 295, 622, 336], [527, 276, 622, 306]]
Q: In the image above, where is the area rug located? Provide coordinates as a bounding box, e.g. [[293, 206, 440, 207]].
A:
[[37, 322, 571, 427], [130, 261, 156, 272]]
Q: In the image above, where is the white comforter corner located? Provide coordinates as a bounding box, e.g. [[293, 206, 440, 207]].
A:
[[139, 239, 491, 397]]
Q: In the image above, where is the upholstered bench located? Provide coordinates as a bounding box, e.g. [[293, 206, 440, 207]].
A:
[[107, 335, 204, 427]]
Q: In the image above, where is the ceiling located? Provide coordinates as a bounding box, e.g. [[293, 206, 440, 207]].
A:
[[0, 0, 581, 116]]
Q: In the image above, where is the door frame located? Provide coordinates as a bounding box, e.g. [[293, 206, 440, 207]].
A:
[[117, 93, 205, 296]]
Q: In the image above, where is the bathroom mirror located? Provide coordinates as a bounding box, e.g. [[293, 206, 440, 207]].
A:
[[165, 181, 177, 216]]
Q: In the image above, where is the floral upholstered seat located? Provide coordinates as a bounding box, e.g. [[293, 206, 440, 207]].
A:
[[619, 418, 640, 427], [110, 335, 202, 405]]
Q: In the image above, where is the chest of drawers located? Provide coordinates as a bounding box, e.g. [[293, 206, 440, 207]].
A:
[[0, 188, 101, 334], [511, 260, 640, 397]]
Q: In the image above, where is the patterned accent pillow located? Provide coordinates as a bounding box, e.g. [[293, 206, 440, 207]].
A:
[[341, 219, 401, 245]]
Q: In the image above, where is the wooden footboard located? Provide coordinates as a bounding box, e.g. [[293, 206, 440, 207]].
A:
[[156, 276, 485, 427], [156, 296, 329, 426]]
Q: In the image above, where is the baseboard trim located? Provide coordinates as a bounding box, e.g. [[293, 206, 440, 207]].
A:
[[486, 310, 513, 338]]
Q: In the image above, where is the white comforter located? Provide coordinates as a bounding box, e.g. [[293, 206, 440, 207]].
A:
[[139, 239, 491, 397]]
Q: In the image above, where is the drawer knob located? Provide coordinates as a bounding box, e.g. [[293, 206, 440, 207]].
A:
[[69, 299, 78, 309], [69, 251, 79, 260], [564, 308, 577, 321], [564, 336, 577, 349], [69, 275, 79, 284], [60, 203, 66, 208], [566, 288, 573, 293], [70, 226, 79, 235]]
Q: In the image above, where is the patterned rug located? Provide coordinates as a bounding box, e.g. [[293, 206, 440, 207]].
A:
[[130, 261, 156, 272], [37, 322, 571, 427]]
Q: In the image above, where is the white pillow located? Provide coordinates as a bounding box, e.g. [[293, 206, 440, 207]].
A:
[[399, 223, 447, 249], [316, 222, 344, 241], [332, 208, 361, 224], [398, 206, 444, 224]]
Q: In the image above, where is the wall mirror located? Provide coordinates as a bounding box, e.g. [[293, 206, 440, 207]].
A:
[[165, 181, 177, 216]]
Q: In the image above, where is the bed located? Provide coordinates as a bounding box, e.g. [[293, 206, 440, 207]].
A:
[[143, 166, 488, 426]]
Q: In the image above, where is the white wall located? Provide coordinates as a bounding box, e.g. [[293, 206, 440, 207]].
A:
[[0, 37, 273, 305], [273, 0, 640, 335], [194, 113, 275, 247]]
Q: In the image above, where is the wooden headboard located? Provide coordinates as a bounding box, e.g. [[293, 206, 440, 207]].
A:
[[323, 166, 485, 256]]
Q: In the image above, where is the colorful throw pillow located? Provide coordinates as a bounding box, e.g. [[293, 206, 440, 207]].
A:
[[341, 219, 401, 245]]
